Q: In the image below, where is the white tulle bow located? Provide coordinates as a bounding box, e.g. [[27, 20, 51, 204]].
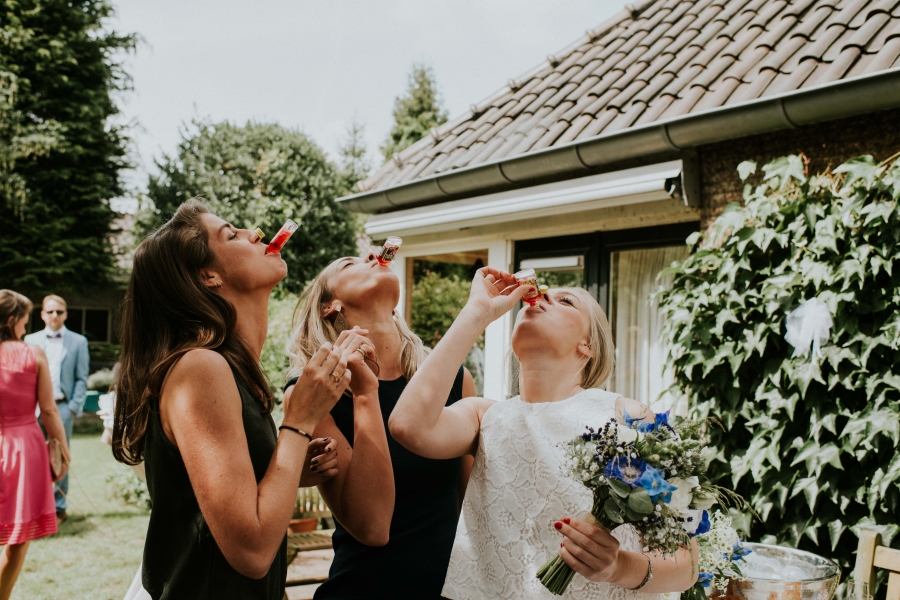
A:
[[784, 297, 833, 359]]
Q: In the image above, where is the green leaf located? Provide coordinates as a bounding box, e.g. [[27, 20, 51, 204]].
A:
[[626, 487, 655, 515], [833, 155, 881, 188], [762, 155, 806, 189], [608, 479, 631, 498], [737, 160, 757, 181], [603, 498, 625, 524]]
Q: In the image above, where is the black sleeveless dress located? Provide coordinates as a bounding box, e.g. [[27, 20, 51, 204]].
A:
[[285, 366, 465, 600], [142, 373, 287, 600]]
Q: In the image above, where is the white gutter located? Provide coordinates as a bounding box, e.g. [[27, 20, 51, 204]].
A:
[[365, 161, 683, 238], [339, 68, 900, 214]]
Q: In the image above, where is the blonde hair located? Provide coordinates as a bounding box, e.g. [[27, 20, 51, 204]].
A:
[[42, 294, 67, 310], [0, 290, 33, 343], [509, 286, 615, 395], [287, 258, 429, 382]]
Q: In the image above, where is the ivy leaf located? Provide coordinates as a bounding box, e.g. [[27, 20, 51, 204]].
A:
[[738, 160, 757, 181], [604, 498, 625, 524], [762, 155, 806, 189], [834, 155, 881, 188]]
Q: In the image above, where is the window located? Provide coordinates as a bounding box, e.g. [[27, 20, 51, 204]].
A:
[[406, 250, 489, 395], [29, 306, 112, 343], [515, 223, 697, 408]]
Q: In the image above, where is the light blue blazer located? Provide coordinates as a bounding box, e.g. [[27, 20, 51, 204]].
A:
[[24, 326, 90, 417]]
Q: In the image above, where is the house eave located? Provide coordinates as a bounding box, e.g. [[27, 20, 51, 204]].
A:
[[338, 67, 900, 214]]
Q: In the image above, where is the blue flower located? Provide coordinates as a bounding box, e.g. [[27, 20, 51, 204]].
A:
[[694, 510, 711, 536], [623, 410, 672, 433], [698, 572, 714, 588], [731, 541, 751, 561], [605, 456, 650, 487], [637, 465, 677, 502]]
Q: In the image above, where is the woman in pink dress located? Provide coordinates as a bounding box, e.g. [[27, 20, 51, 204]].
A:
[[0, 290, 71, 600]]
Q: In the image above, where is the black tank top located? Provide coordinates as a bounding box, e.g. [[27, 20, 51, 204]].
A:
[[286, 366, 465, 600], [142, 372, 287, 600]]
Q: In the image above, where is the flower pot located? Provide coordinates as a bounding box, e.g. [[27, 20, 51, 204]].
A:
[[288, 517, 318, 533]]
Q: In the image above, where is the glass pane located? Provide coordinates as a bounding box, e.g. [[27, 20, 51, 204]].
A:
[[608, 246, 690, 409], [520, 255, 585, 289], [408, 250, 489, 395], [84, 309, 109, 342], [66, 309, 84, 335]]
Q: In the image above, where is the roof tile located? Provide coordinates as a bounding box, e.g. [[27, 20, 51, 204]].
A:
[[363, 0, 900, 192]]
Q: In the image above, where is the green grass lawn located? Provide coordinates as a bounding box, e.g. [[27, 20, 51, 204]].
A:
[[11, 433, 149, 600]]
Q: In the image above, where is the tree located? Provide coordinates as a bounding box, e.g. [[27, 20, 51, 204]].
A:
[[656, 154, 900, 580], [381, 64, 448, 161], [0, 0, 133, 291], [339, 117, 371, 191], [141, 120, 359, 293]]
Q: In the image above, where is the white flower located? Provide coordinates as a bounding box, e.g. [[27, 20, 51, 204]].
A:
[[667, 476, 699, 511], [680, 509, 703, 534], [617, 426, 638, 444]]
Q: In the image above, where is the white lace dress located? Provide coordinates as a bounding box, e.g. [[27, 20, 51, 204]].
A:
[[442, 388, 661, 600]]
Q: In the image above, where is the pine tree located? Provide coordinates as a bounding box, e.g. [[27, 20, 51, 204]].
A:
[[381, 64, 448, 161], [0, 0, 133, 292], [339, 117, 371, 191]]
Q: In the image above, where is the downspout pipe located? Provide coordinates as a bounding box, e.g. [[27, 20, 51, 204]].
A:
[[338, 67, 900, 214]]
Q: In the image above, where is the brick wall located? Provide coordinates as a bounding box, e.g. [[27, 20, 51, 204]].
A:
[[697, 107, 900, 226]]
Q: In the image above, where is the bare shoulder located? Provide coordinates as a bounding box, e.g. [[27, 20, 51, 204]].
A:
[[163, 349, 239, 412], [29, 343, 48, 363], [460, 396, 496, 421], [614, 395, 654, 421]]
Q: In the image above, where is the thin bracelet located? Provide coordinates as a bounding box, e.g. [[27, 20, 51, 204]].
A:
[[279, 425, 313, 442], [631, 554, 653, 591]]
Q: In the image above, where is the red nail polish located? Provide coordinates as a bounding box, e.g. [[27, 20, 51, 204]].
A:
[[560, 542, 564, 548], [563, 518, 571, 524], [554, 522, 562, 530]]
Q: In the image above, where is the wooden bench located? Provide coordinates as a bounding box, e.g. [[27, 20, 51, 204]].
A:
[[855, 530, 900, 600]]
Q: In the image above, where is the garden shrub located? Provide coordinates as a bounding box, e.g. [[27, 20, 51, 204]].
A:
[[656, 154, 900, 577]]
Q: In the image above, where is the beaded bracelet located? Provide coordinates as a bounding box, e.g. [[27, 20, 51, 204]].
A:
[[279, 425, 313, 442], [631, 555, 653, 591]]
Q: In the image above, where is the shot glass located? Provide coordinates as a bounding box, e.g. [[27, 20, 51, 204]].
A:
[[266, 220, 298, 254], [514, 268, 542, 306], [377, 236, 402, 266]]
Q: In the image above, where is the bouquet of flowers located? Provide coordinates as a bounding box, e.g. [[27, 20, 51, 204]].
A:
[[683, 511, 751, 600], [536, 412, 738, 595]]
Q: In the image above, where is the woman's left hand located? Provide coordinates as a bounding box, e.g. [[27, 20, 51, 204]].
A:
[[555, 517, 622, 583], [299, 437, 339, 486]]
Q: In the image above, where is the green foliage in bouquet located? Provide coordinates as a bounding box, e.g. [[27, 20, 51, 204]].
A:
[[656, 154, 900, 576]]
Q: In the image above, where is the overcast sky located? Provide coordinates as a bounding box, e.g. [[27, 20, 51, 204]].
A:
[[111, 0, 630, 205]]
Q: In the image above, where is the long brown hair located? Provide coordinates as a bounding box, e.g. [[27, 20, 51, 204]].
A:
[[0, 290, 32, 343], [112, 199, 273, 465]]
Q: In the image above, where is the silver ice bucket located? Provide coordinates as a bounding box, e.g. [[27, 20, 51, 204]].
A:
[[727, 543, 841, 600]]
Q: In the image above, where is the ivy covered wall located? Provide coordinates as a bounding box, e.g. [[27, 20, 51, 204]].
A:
[[657, 154, 900, 578]]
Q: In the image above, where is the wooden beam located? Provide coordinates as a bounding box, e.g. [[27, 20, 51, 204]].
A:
[[855, 530, 882, 598], [875, 546, 900, 573]]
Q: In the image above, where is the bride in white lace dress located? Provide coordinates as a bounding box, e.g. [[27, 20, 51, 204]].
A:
[[389, 268, 698, 600]]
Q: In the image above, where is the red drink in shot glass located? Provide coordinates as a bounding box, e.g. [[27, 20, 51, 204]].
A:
[[377, 236, 402, 266], [266, 220, 298, 254], [514, 268, 542, 306]]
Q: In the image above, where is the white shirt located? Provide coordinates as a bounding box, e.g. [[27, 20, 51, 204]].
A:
[[44, 329, 66, 401], [442, 388, 660, 600]]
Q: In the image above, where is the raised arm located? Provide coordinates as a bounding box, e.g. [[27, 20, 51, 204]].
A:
[[389, 267, 531, 459], [285, 328, 395, 547], [162, 344, 347, 579]]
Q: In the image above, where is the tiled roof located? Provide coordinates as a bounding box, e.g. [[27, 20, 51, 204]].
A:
[[361, 0, 900, 193]]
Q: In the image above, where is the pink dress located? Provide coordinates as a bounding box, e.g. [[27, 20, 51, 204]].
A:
[[0, 341, 57, 544]]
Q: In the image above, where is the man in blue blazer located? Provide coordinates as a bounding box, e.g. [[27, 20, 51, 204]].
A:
[[25, 294, 90, 522]]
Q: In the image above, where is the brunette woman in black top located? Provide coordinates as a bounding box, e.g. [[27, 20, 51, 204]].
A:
[[285, 253, 475, 600], [111, 200, 378, 600]]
